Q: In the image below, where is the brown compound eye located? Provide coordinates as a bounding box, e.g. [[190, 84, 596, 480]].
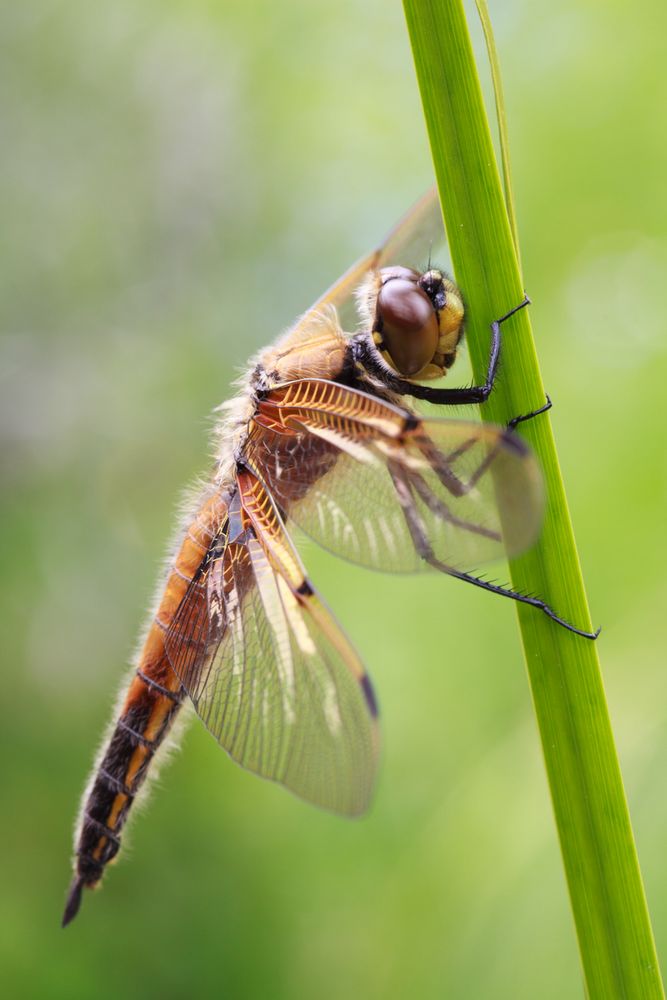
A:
[[376, 277, 439, 377]]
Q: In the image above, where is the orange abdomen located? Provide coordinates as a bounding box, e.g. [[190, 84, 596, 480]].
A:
[[62, 491, 226, 926]]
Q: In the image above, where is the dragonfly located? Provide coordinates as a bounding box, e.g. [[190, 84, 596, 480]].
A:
[[63, 189, 598, 926]]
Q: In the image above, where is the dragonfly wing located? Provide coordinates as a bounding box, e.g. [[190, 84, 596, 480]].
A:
[[246, 379, 544, 573], [164, 470, 379, 817], [298, 188, 446, 333]]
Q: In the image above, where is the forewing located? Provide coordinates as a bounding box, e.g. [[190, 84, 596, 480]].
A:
[[246, 380, 544, 574], [164, 475, 379, 817], [299, 188, 446, 332]]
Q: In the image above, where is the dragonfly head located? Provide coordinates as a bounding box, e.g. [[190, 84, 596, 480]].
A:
[[372, 266, 464, 380]]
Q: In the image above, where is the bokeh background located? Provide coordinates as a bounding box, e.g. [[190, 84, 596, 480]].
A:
[[3, 1, 667, 997]]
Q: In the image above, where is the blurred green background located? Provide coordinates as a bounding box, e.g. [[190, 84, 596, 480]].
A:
[[3, 1, 667, 997]]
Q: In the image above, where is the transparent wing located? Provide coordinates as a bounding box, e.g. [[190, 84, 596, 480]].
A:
[[246, 379, 544, 574], [164, 470, 379, 817], [299, 187, 446, 332]]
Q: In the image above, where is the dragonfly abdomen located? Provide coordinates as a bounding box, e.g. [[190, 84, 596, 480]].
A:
[[63, 492, 228, 926], [63, 666, 185, 925]]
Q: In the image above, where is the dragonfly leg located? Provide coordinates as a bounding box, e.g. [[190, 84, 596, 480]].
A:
[[507, 394, 552, 431], [431, 563, 600, 639], [388, 462, 600, 640], [352, 295, 530, 406]]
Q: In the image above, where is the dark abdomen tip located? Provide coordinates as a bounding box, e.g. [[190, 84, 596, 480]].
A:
[[61, 875, 85, 928]]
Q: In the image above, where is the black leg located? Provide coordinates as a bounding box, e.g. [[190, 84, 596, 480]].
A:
[[353, 294, 530, 406], [508, 395, 552, 431], [388, 462, 600, 641], [434, 563, 600, 639], [415, 427, 508, 497], [402, 464, 501, 542]]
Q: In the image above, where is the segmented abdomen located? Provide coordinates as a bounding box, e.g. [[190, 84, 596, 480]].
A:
[[63, 491, 227, 926]]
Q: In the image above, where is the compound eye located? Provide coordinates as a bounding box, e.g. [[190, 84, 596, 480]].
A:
[[376, 278, 439, 377], [379, 265, 420, 284]]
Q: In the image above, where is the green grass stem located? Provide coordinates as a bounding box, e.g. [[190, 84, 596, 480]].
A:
[[402, 1, 664, 996]]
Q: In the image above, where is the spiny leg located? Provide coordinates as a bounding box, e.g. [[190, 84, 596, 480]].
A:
[[508, 395, 552, 431], [431, 393, 552, 495], [415, 430, 509, 498], [418, 393, 551, 498], [353, 294, 531, 406], [429, 562, 600, 639], [388, 463, 600, 640], [402, 463, 501, 543]]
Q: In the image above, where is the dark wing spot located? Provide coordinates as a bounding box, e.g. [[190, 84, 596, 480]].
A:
[[500, 428, 530, 457], [360, 673, 379, 718]]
